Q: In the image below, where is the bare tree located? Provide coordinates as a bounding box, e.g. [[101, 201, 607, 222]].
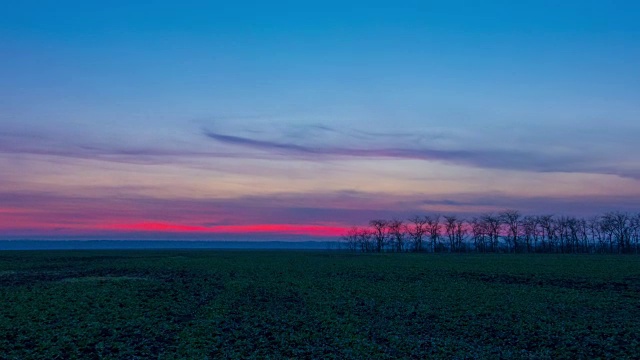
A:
[[481, 213, 502, 253], [538, 215, 555, 253], [406, 216, 428, 252], [602, 212, 632, 253], [632, 213, 640, 254], [555, 216, 572, 254], [600, 215, 615, 253], [587, 216, 606, 253], [388, 219, 406, 252], [577, 218, 590, 253], [357, 228, 374, 252], [470, 217, 488, 252], [522, 216, 538, 253], [565, 217, 580, 254], [425, 215, 442, 253], [454, 217, 467, 252], [369, 219, 389, 253], [444, 215, 457, 252], [500, 210, 521, 253], [342, 227, 360, 251]]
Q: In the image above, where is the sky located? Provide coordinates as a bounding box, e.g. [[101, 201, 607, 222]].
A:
[[1, 1, 639, 240]]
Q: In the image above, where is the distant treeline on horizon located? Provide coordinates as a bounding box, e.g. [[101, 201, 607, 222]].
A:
[[342, 210, 640, 254]]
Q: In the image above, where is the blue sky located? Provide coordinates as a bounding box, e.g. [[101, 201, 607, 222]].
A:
[[1, 1, 639, 238]]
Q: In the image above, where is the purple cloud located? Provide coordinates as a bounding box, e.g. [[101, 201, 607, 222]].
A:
[[203, 129, 636, 179], [1, 124, 638, 180]]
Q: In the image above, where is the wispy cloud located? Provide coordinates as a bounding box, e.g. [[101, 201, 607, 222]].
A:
[[204, 132, 316, 154], [1, 122, 638, 180], [0, 130, 250, 165], [203, 128, 637, 179]]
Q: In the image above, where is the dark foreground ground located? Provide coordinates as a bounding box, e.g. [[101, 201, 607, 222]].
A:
[[1, 251, 639, 359]]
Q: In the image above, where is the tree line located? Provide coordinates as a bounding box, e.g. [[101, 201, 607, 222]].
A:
[[342, 210, 640, 254]]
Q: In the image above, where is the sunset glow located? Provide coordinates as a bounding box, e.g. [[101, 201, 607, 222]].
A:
[[102, 222, 348, 237], [1, 2, 639, 241]]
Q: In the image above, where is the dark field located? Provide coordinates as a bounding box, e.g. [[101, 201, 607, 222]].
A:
[[1, 251, 639, 359]]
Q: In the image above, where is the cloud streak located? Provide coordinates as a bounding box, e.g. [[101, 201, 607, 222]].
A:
[[1, 122, 638, 180], [203, 128, 637, 179], [0, 130, 266, 168]]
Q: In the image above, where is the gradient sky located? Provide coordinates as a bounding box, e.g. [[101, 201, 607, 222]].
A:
[[1, 1, 639, 239]]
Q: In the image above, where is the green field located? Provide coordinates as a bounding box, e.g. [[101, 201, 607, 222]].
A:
[[1, 251, 639, 359]]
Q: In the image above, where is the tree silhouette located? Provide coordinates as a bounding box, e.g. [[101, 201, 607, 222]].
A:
[[343, 210, 640, 254], [406, 216, 428, 252], [500, 210, 521, 253], [444, 215, 458, 253], [369, 219, 388, 253], [388, 219, 406, 252], [425, 215, 442, 253]]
